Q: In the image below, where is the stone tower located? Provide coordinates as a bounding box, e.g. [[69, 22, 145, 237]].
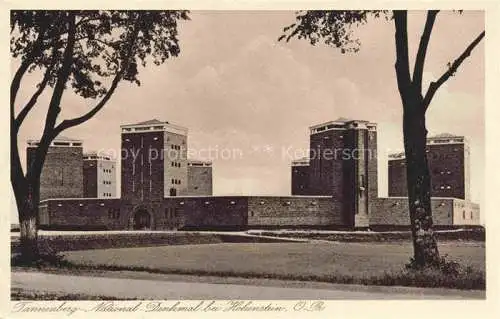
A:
[[187, 159, 213, 196], [27, 136, 84, 201], [83, 152, 117, 198], [291, 157, 310, 195], [120, 119, 188, 202], [308, 118, 377, 228], [388, 133, 469, 200]]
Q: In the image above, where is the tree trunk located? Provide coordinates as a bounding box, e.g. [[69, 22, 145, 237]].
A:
[[19, 212, 39, 261], [403, 103, 440, 267], [15, 179, 41, 261], [393, 11, 440, 268], [12, 125, 44, 262]]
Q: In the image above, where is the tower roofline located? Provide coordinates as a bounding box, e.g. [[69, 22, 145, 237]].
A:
[[291, 157, 310, 167], [389, 134, 470, 160], [309, 119, 377, 135], [27, 136, 83, 147], [187, 159, 212, 167], [83, 151, 115, 161], [388, 152, 406, 160], [120, 119, 188, 135], [427, 133, 468, 146]]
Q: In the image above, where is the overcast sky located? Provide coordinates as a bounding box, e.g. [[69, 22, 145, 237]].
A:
[[12, 10, 485, 221]]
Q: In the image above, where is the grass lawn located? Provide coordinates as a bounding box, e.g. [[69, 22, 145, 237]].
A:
[[11, 288, 130, 300], [62, 241, 485, 279]]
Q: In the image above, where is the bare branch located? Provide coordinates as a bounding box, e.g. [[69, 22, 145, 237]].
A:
[[423, 30, 485, 111], [13, 54, 56, 133], [53, 18, 141, 136], [10, 25, 48, 119], [393, 10, 412, 105], [53, 72, 121, 135], [11, 60, 33, 120], [412, 10, 438, 92]]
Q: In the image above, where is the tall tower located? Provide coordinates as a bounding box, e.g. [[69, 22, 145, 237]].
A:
[[187, 159, 213, 195], [27, 136, 84, 200], [83, 152, 117, 198], [388, 133, 469, 200], [291, 157, 310, 195], [427, 134, 470, 200], [120, 119, 188, 203], [308, 118, 377, 228], [388, 152, 406, 197]]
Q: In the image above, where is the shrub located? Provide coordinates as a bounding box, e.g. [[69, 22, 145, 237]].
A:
[[399, 255, 485, 290], [11, 252, 73, 269]]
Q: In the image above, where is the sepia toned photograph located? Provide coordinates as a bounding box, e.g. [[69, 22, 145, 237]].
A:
[[9, 8, 486, 305]]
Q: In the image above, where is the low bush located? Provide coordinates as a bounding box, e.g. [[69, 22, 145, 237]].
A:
[[250, 228, 485, 242], [11, 252, 73, 269], [11, 232, 296, 255]]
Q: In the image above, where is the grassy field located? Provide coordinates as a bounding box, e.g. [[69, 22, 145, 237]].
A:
[[11, 288, 130, 300], [62, 241, 485, 279]]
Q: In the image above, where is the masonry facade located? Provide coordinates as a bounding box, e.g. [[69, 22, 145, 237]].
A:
[[27, 136, 84, 201], [291, 158, 309, 195], [291, 118, 378, 228], [369, 197, 480, 230], [36, 118, 480, 231], [83, 152, 117, 198], [187, 160, 213, 196], [388, 133, 470, 199]]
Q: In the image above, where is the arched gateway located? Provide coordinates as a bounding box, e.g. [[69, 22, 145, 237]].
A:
[[132, 207, 152, 230]]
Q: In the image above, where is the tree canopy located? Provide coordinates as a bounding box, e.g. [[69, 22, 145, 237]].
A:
[[11, 10, 190, 137]]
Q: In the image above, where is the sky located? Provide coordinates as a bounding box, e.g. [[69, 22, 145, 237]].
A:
[[11, 10, 485, 222]]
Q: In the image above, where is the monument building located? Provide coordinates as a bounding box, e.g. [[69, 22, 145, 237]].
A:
[[35, 118, 480, 230]]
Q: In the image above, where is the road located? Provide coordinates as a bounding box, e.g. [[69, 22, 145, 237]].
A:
[[11, 271, 485, 300]]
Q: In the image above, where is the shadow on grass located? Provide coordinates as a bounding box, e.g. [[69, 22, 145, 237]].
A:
[[11, 252, 485, 291]]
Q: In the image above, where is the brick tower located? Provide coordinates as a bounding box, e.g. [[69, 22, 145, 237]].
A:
[[120, 119, 188, 202], [187, 159, 213, 196], [308, 118, 377, 228], [83, 152, 117, 198], [291, 157, 310, 195], [388, 133, 470, 200], [27, 136, 84, 201]]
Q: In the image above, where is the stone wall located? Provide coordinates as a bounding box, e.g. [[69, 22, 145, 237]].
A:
[[39, 198, 122, 230], [40, 195, 342, 230], [452, 199, 480, 225], [164, 196, 248, 230], [39, 195, 480, 231], [247, 196, 342, 228], [370, 197, 455, 227]]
